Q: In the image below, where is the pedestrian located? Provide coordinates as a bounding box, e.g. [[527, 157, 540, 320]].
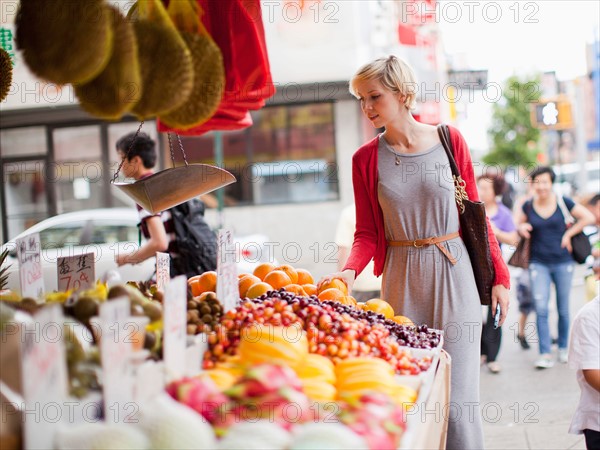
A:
[[335, 204, 381, 302], [516, 166, 595, 369], [477, 172, 519, 373], [512, 177, 535, 350], [320, 55, 510, 449], [567, 295, 600, 450]]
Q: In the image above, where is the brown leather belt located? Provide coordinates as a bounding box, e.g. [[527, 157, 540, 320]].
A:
[[387, 231, 460, 265]]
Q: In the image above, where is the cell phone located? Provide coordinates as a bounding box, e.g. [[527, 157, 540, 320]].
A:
[[493, 305, 501, 329]]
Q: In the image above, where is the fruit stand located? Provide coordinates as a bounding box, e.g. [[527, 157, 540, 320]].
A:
[[0, 260, 451, 450], [2, 0, 451, 446]]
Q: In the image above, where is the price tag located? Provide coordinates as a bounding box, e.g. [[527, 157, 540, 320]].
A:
[[156, 252, 170, 291], [217, 229, 238, 312], [16, 233, 44, 299], [185, 334, 208, 376], [163, 276, 187, 381], [98, 298, 135, 424], [21, 305, 68, 449], [57, 252, 95, 292]]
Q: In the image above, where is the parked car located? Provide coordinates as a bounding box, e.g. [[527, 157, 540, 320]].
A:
[[1, 209, 275, 294], [1, 208, 154, 294]]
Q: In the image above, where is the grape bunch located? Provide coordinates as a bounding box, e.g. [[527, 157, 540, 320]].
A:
[[203, 290, 434, 374]]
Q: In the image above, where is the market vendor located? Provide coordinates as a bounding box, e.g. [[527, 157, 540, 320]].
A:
[[321, 55, 510, 450], [114, 132, 175, 271]]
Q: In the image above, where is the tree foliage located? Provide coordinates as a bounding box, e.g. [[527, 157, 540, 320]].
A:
[[484, 76, 541, 168]]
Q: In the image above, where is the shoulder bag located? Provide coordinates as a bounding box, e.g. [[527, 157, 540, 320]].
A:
[[508, 201, 531, 269], [437, 125, 495, 305], [556, 195, 591, 264]]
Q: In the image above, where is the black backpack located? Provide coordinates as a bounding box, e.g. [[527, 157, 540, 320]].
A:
[[169, 198, 217, 278]]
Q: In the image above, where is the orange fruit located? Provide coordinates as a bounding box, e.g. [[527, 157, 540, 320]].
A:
[[317, 288, 345, 302], [246, 282, 273, 299], [263, 270, 292, 289], [392, 315, 414, 327], [238, 273, 250, 279], [274, 264, 298, 284], [317, 278, 348, 296], [192, 271, 217, 296], [296, 268, 314, 285], [187, 275, 202, 285], [338, 295, 357, 306], [239, 275, 262, 298], [302, 284, 317, 296], [283, 284, 307, 296], [253, 262, 276, 281], [364, 298, 395, 319]]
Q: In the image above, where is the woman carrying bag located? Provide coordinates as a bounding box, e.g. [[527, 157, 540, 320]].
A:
[[516, 166, 595, 369], [321, 55, 510, 449]]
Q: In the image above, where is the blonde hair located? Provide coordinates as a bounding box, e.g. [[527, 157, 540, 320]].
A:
[[349, 55, 417, 109]]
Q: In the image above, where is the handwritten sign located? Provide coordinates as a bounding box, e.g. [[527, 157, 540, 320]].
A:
[[98, 298, 135, 424], [185, 334, 208, 376], [217, 229, 238, 312], [16, 233, 44, 299], [156, 252, 170, 291], [57, 252, 95, 292], [21, 305, 68, 449], [163, 276, 187, 381]]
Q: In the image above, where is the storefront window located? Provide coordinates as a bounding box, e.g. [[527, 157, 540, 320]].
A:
[[52, 126, 104, 214], [177, 102, 338, 206], [0, 127, 47, 157]]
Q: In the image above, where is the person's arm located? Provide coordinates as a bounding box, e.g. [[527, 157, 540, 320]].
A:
[[337, 246, 350, 271], [117, 216, 168, 265], [583, 369, 600, 393], [449, 126, 510, 324], [494, 228, 519, 246], [561, 202, 596, 252], [341, 151, 378, 279]]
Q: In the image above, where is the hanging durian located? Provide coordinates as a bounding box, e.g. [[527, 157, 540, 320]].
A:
[[158, 0, 225, 130], [15, 0, 113, 84], [128, 0, 194, 119], [74, 5, 141, 120], [0, 47, 12, 102]]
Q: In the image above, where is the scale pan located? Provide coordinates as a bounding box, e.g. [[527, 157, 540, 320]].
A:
[[113, 164, 236, 214]]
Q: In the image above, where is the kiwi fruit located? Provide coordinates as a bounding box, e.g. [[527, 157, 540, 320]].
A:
[[15, 0, 113, 84], [0, 47, 12, 102], [107, 285, 130, 300], [73, 297, 99, 324], [142, 302, 162, 322], [159, 31, 224, 129], [129, 0, 193, 119], [74, 5, 141, 120]]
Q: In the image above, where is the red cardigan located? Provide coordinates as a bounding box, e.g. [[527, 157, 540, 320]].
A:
[[343, 125, 511, 289]]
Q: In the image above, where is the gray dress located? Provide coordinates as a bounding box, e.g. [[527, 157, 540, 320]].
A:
[[377, 136, 484, 449]]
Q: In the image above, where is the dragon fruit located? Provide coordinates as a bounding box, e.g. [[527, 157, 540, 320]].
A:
[[337, 392, 406, 450], [165, 377, 228, 423]]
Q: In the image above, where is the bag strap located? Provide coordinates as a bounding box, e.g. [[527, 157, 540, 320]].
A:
[[437, 124, 469, 213], [556, 195, 575, 226]]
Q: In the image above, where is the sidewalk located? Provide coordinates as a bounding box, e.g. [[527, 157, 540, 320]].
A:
[[480, 265, 594, 450]]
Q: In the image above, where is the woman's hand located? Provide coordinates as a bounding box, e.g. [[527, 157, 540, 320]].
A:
[[561, 233, 573, 252], [491, 284, 509, 327], [517, 222, 532, 239], [318, 269, 356, 294]]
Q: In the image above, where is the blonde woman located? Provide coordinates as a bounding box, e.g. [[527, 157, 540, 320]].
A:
[[322, 56, 510, 449]]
